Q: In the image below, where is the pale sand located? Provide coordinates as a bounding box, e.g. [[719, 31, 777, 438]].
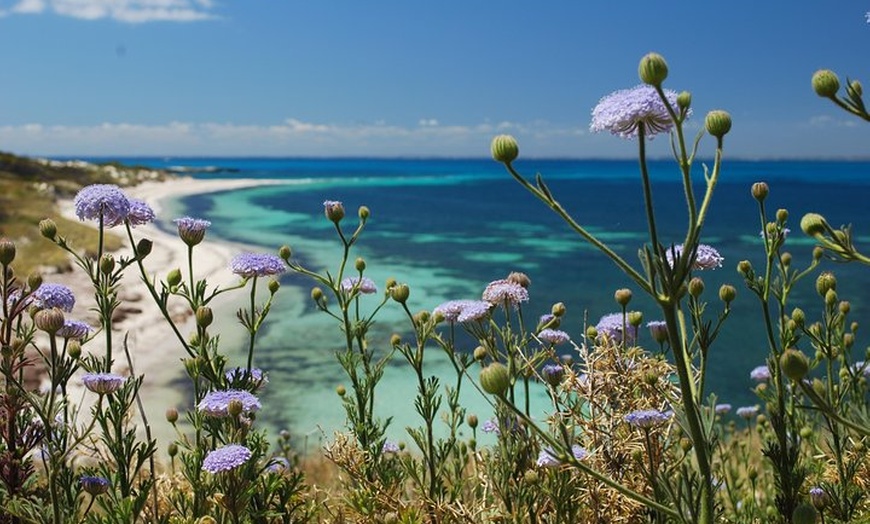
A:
[[52, 177, 288, 448]]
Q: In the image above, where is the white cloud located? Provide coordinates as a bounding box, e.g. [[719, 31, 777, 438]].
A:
[[0, 118, 590, 157], [807, 114, 858, 128], [8, 0, 216, 22]]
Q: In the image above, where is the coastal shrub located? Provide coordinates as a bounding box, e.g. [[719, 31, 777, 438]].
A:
[[0, 52, 868, 523]]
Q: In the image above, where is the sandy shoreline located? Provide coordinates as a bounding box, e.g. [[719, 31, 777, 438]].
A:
[[52, 177, 288, 447]]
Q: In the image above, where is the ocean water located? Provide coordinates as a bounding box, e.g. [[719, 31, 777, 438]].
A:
[[100, 157, 870, 448]]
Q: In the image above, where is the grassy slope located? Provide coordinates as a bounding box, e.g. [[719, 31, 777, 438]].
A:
[[0, 152, 168, 275]]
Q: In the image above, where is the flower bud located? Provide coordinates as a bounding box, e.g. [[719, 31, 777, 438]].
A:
[[780, 348, 809, 381], [0, 238, 15, 266], [705, 110, 732, 139], [480, 362, 510, 396], [490, 135, 519, 164], [751, 182, 769, 202], [507, 271, 531, 289], [68, 340, 82, 359], [811, 69, 840, 97], [627, 310, 643, 327], [268, 279, 280, 294], [844, 332, 854, 349], [689, 277, 705, 298], [638, 52, 668, 86], [680, 438, 693, 453], [167, 269, 182, 288], [80, 476, 110, 496], [585, 326, 598, 339], [747, 466, 758, 481], [792, 503, 818, 524], [390, 283, 410, 304], [792, 308, 805, 326], [413, 310, 430, 325], [775, 208, 788, 223], [523, 469, 539, 485], [467, 414, 478, 429], [816, 272, 836, 296], [323, 200, 345, 223], [780, 252, 792, 266], [849, 79, 863, 98], [614, 288, 632, 306], [196, 306, 213, 328], [677, 91, 692, 110], [39, 219, 57, 240], [825, 289, 837, 307], [310, 287, 323, 302], [737, 260, 752, 276], [166, 408, 179, 424], [800, 213, 829, 236], [390, 333, 402, 347], [355, 257, 366, 272], [167, 442, 178, 457], [839, 301, 851, 315], [551, 302, 566, 317], [473, 346, 488, 361], [358, 206, 370, 221], [136, 238, 152, 258], [99, 254, 115, 275], [719, 284, 737, 304], [278, 245, 292, 261], [227, 399, 244, 417], [35, 308, 65, 334], [336, 385, 346, 397]]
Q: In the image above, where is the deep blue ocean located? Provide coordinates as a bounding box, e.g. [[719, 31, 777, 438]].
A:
[[87, 157, 870, 447]]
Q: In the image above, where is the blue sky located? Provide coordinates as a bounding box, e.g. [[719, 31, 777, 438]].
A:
[[0, 1, 868, 158]]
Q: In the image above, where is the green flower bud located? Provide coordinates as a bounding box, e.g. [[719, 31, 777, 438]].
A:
[[390, 283, 410, 304], [167, 269, 182, 288], [719, 284, 737, 304], [196, 306, 213, 328], [39, 219, 57, 240], [490, 135, 519, 164], [310, 287, 323, 302], [751, 182, 769, 202], [227, 399, 244, 417], [35, 308, 65, 334], [167, 442, 178, 457], [844, 332, 854, 349], [839, 301, 851, 315], [813, 246, 824, 260], [585, 325, 598, 339], [737, 259, 753, 276], [268, 279, 280, 294], [507, 271, 531, 289], [825, 289, 837, 307], [390, 333, 402, 346], [747, 466, 758, 481], [523, 469, 539, 485], [336, 385, 346, 397], [68, 340, 82, 359], [136, 238, 153, 258], [679, 438, 693, 453], [638, 52, 669, 86], [355, 257, 366, 272], [816, 272, 836, 296], [551, 302, 566, 317], [0, 238, 15, 266], [801, 213, 829, 236], [358, 206, 370, 221], [166, 408, 179, 424], [792, 503, 818, 524], [467, 414, 478, 429], [27, 273, 42, 292], [780, 348, 809, 381], [705, 110, 732, 139], [780, 252, 792, 266], [614, 288, 632, 306], [480, 362, 510, 396], [278, 245, 292, 261], [99, 254, 115, 275], [811, 69, 840, 98], [473, 345, 488, 361], [627, 310, 643, 327], [776, 208, 788, 223], [850, 79, 863, 98], [689, 277, 705, 298], [792, 307, 805, 326], [677, 91, 692, 110]]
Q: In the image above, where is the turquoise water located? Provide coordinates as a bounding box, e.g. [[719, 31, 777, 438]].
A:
[[96, 157, 870, 447]]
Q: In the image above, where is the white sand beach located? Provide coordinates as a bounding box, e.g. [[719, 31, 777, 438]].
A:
[[52, 177, 287, 448]]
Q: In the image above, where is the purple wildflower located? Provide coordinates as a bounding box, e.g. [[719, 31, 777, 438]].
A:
[[173, 217, 211, 246], [538, 329, 570, 345], [481, 419, 500, 434], [434, 299, 493, 323], [590, 85, 681, 139], [595, 313, 635, 345], [126, 199, 155, 226], [714, 403, 732, 415], [538, 313, 557, 328], [197, 390, 262, 417], [536, 444, 588, 467], [482, 279, 529, 307], [665, 243, 724, 271], [810, 486, 828, 509], [56, 319, 92, 339], [850, 361, 870, 377], [225, 367, 268, 391], [202, 444, 252, 474], [624, 409, 671, 428], [267, 456, 291, 473], [74, 184, 131, 228], [81, 373, 126, 395], [646, 320, 669, 343], [736, 405, 760, 419], [32, 283, 75, 312], [382, 441, 400, 454], [323, 200, 345, 222], [80, 475, 110, 496], [230, 252, 286, 278], [750, 365, 771, 383], [541, 364, 565, 387], [340, 276, 377, 294]]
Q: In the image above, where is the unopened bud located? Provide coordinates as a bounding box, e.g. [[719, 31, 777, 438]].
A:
[[551, 302, 566, 317], [227, 399, 244, 417], [167, 442, 178, 457], [677, 91, 691, 110], [480, 362, 510, 396], [689, 277, 705, 298], [473, 346, 488, 361], [776, 209, 788, 223], [792, 503, 819, 524], [166, 408, 179, 424], [816, 272, 836, 296], [278, 245, 291, 261], [737, 260, 752, 276], [811, 69, 840, 98], [0, 238, 15, 266], [792, 308, 805, 326], [490, 135, 519, 164], [614, 288, 632, 306], [100, 254, 115, 275], [196, 306, 213, 328], [355, 257, 366, 271], [68, 340, 82, 359], [507, 271, 531, 289], [39, 219, 57, 240], [136, 238, 152, 258], [850, 79, 863, 98], [27, 273, 42, 291], [719, 284, 737, 304], [358, 206, 370, 220], [390, 283, 410, 304], [627, 310, 643, 327], [323, 200, 345, 223], [390, 333, 401, 347], [167, 269, 182, 288], [751, 182, 769, 202], [780, 348, 809, 381], [35, 308, 65, 333], [825, 289, 837, 307], [311, 287, 323, 302], [801, 213, 829, 237], [638, 52, 668, 86], [467, 414, 478, 429], [705, 110, 732, 139], [336, 385, 346, 397]]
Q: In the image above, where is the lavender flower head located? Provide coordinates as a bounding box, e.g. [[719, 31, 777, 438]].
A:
[[32, 283, 75, 312], [202, 444, 252, 474], [481, 418, 500, 434], [595, 313, 635, 345], [590, 85, 681, 139], [750, 365, 771, 383], [73, 184, 131, 228], [230, 252, 286, 278], [433, 299, 493, 323], [665, 243, 724, 271], [80, 475, 110, 496], [323, 200, 345, 222], [646, 320, 669, 343], [126, 199, 155, 227], [541, 364, 565, 387], [482, 279, 529, 307], [56, 319, 92, 339], [225, 367, 268, 391], [736, 405, 760, 420], [197, 390, 261, 417], [538, 329, 570, 345], [382, 441, 400, 454], [624, 409, 671, 429], [81, 373, 126, 395], [850, 361, 870, 377], [536, 444, 588, 467], [714, 403, 732, 415], [173, 217, 211, 246], [267, 456, 291, 473], [340, 276, 377, 294]]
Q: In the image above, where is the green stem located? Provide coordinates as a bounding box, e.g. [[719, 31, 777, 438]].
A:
[[246, 277, 258, 372]]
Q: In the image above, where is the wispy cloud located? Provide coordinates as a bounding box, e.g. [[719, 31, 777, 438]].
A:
[[5, 0, 217, 23], [0, 118, 589, 157]]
